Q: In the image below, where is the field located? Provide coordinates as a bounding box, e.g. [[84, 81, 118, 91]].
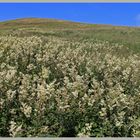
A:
[[0, 18, 140, 137]]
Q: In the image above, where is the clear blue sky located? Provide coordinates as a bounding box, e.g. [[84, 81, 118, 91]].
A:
[[0, 3, 140, 26]]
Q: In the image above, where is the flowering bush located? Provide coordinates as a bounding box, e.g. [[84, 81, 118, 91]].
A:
[[0, 35, 140, 137]]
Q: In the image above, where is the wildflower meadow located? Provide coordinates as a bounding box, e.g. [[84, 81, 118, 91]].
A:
[[0, 19, 140, 137]]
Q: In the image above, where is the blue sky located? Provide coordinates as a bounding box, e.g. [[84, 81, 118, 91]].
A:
[[0, 3, 140, 26]]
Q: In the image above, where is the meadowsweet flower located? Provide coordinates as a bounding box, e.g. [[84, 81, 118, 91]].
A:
[[9, 121, 22, 137], [20, 103, 32, 118]]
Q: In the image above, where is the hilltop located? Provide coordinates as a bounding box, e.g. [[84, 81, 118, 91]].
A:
[[0, 17, 138, 30]]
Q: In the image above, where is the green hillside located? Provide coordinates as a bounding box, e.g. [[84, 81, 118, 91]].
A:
[[0, 18, 140, 137], [0, 18, 140, 53]]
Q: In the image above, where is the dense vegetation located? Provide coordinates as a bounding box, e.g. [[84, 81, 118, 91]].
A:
[[0, 18, 140, 137]]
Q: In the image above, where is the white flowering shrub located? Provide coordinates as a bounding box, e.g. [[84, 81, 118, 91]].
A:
[[0, 35, 140, 137]]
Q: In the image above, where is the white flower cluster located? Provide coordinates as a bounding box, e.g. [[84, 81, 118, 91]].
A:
[[0, 35, 140, 137]]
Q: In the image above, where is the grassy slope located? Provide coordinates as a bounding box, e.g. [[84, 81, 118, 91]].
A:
[[0, 18, 140, 53], [1, 18, 140, 137]]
